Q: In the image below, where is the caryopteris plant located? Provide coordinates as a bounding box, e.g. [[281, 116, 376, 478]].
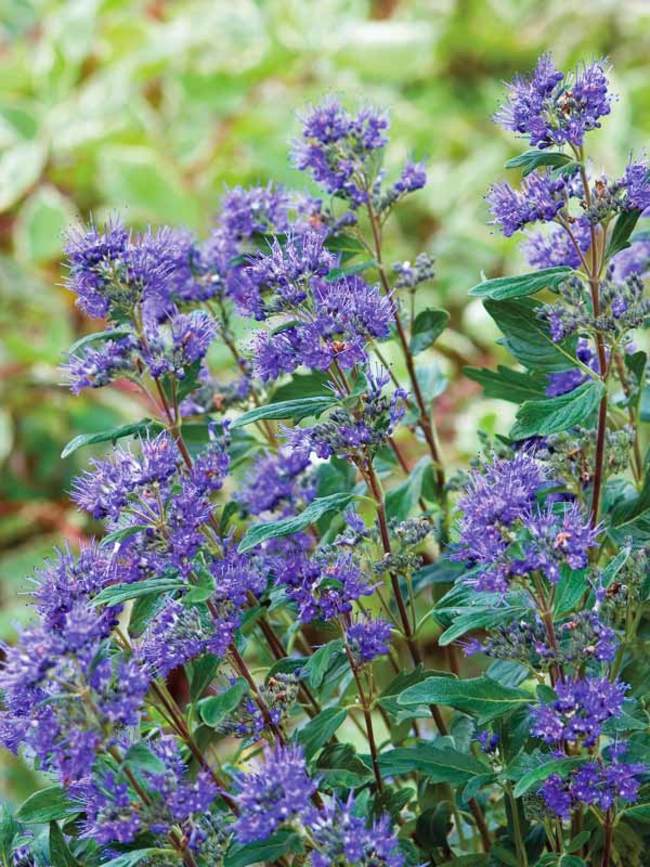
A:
[[1, 56, 649, 867]]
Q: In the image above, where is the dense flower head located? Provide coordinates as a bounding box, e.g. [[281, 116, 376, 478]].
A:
[[541, 751, 646, 818], [64, 335, 137, 394], [284, 369, 407, 462], [141, 310, 216, 379], [495, 55, 611, 149], [234, 744, 315, 843], [530, 676, 627, 747], [610, 233, 650, 282], [524, 218, 591, 270], [487, 171, 568, 236], [346, 617, 392, 663], [218, 183, 291, 239], [83, 737, 218, 845], [309, 796, 404, 867], [293, 98, 388, 206], [393, 160, 427, 195], [276, 551, 374, 623], [239, 447, 313, 515], [622, 161, 650, 212]]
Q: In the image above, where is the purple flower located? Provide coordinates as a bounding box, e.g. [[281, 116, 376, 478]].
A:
[[523, 218, 591, 270], [309, 796, 404, 867], [190, 427, 230, 494], [346, 618, 392, 663], [541, 753, 646, 818], [64, 218, 130, 317], [531, 677, 627, 747], [516, 502, 599, 583], [393, 160, 427, 195], [64, 335, 136, 394], [218, 184, 290, 239], [239, 448, 313, 515], [293, 98, 388, 206], [546, 339, 596, 396], [234, 744, 315, 843], [610, 234, 650, 281], [622, 161, 650, 212], [495, 55, 611, 149], [277, 552, 374, 623], [487, 172, 567, 236]]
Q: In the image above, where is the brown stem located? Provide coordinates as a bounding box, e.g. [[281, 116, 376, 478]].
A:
[[345, 644, 384, 793], [601, 810, 613, 867], [365, 197, 446, 494]]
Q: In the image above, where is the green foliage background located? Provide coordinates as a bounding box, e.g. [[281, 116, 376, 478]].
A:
[[0, 0, 649, 801]]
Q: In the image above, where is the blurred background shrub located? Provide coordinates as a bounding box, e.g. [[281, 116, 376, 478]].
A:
[[1, 0, 649, 800]]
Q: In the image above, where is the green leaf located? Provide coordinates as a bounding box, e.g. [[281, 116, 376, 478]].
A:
[[326, 259, 376, 280], [610, 472, 650, 543], [620, 803, 650, 823], [296, 707, 347, 759], [505, 150, 573, 176], [469, 266, 573, 300], [324, 233, 366, 258], [606, 208, 643, 260], [409, 308, 449, 355], [464, 366, 547, 403], [303, 640, 346, 690], [510, 380, 604, 440], [231, 396, 337, 429], [385, 456, 429, 521], [61, 419, 162, 459], [91, 578, 185, 607], [101, 850, 176, 867], [437, 606, 528, 646], [513, 757, 584, 798], [16, 787, 81, 825], [224, 830, 303, 867], [48, 822, 79, 867], [398, 676, 530, 724], [484, 298, 577, 373], [67, 329, 132, 357], [270, 372, 330, 402], [124, 742, 166, 775], [238, 493, 356, 553], [378, 743, 487, 784], [0, 804, 20, 864], [100, 525, 151, 548], [188, 654, 221, 702], [553, 566, 589, 616], [198, 678, 248, 727]]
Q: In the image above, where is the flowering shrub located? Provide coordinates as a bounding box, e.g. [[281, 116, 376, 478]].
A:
[[1, 56, 649, 867]]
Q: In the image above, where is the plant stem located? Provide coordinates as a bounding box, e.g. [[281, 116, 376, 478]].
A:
[[601, 810, 613, 867], [364, 197, 446, 500], [506, 783, 529, 867], [344, 643, 384, 793]]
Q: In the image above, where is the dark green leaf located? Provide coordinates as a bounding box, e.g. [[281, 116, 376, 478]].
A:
[[238, 493, 356, 552], [505, 150, 573, 176], [378, 743, 487, 784], [189, 654, 221, 702], [437, 606, 528, 646], [510, 380, 604, 440], [464, 366, 548, 403], [224, 830, 303, 867], [409, 308, 449, 355], [469, 266, 573, 300], [324, 233, 366, 257], [513, 757, 584, 798], [610, 472, 650, 543], [553, 566, 589, 616], [296, 707, 347, 759], [398, 676, 530, 723], [48, 822, 79, 867], [605, 209, 642, 260], [16, 787, 81, 825], [92, 578, 185, 607], [61, 419, 162, 459], [231, 396, 337, 429], [198, 679, 248, 727], [484, 298, 577, 372], [620, 803, 650, 823]]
